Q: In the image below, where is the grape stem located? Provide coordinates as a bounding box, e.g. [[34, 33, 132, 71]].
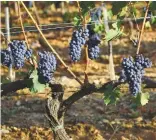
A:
[[0, 31, 11, 44], [20, 1, 83, 85], [18, 2, 37, 68], [76, 1, 89, 83], [18, 2, 29, 49], [136, 1, 150, 54]]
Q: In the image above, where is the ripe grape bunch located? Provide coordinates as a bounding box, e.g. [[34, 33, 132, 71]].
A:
[[120, 54, 152, 96], [1, 40, 33, 69], [87, 33, 101, 59], [38, 51, 57, 83], [69, 28, 89, 62], [90, 7, 102, 24], [1, 49, 12, 67]]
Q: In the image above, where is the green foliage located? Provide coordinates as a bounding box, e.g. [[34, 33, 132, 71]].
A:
[[27, 70, 48, 93], [150, 1, 156, 11], [134, 92, 150, 106], [104, 21, 123, 41], [111, 2, 128, 15], [79, 2, 95, 17], [63, 12, 78, 22], [103, 85, 121, 105], [145, 21, 151, 28], [151, 15, 156, 24], [93, 23, 105, 34], [73, 16, 81, 26], [107, 10, 113, 19]]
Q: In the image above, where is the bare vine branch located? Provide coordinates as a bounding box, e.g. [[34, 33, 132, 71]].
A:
[[76, 1, 89, 83], [136, 1, 150, 54], [18, 2, 29, 48]]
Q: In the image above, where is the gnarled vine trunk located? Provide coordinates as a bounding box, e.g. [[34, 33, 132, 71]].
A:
[[45, 83, 71, 140]]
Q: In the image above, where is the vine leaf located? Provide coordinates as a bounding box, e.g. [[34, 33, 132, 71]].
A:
[[104, 28, 122, 41], [103, 85, 121, 105], [93, 23, 105, 34], [79, 2, 95, 17], [28, 70, 48, 93], [73, 16, 81, 26], [150, 1, 156, 11], [112, 21, 122, 29], [107, 9, 113, 20], [151, 16, 156, 24], [104, 21, 123, 41], [111, 2, 128, 15], [119, 6, 128, 17], [135, 92, 150, 106], [145, 21, 151, 28]]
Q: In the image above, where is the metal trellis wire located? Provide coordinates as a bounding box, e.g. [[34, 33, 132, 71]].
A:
[[0, 16, 155, 36]]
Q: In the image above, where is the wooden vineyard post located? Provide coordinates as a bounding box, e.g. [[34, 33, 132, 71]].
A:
[[5, 5, 16, 81], [103, 4, 116, 81]]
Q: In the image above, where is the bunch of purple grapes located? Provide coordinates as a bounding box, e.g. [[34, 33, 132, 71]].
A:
[[9, 40, 27, 69], [87, 33, 101, 59], [120, 54, 152, 96], [1, 40, 33, 69], [38, 51, 57, 83], [69, 28, 89, 62], [1, 49, 12, 67]]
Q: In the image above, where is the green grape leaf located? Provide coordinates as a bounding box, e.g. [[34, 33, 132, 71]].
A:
[[79, 2, 95, 17], [145, 21, 151, 28], [140, 92, 150, 106], [119, 6, 128, 17], [103, 85, 121, 105], [93, 23, 105, 34], [29, 70, 48, 93], [130, 6, 137, 16], [151, 16, 156, 24], [107, 10, 113, 20], [73, 16, 81, 26], [150, 1, 156, 11], [104, 28, 123, 41], [135, 92, 150, 106], [111, 2, 128, 15], [112, 21, 122, 30]]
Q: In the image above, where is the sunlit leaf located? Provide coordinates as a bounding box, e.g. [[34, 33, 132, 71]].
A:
[[103, 85, 121, 105], [79, 2, 95, 17], [135, 92, 150, 106], [112, 2, 128, 15], [28, 70, 48, 93], [104, 28, 123, 41]]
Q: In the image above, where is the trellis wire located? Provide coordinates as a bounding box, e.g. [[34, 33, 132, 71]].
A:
[[1, 16, 156, 36], [1, 16, 156, 31]]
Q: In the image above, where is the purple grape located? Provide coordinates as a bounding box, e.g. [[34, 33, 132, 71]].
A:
[[119, 54, 152, 96], [38, 51, 57, 83]]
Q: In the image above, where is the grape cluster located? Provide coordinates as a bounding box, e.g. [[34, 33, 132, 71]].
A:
[[90, 7, 102, 24], [25, 49, 33, 59], [38, 51, 57, 83], [69, 28, 89, 62], [87, 33, 101, 59], [1, 40, 33, 69], [9, 40, 27, 69], [1, 49, 12, 67], [120, 55, 152, 96]]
